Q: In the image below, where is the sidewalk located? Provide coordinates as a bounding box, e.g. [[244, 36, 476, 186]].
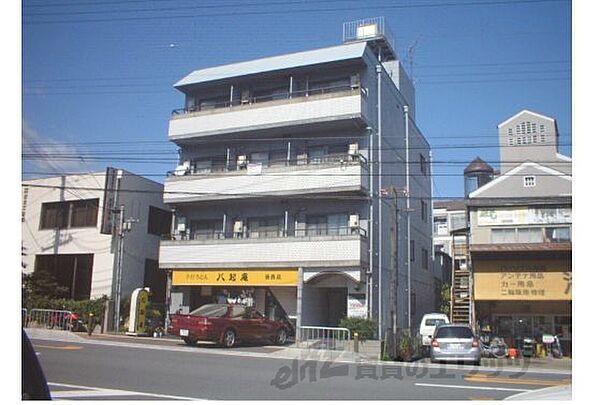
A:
[[25, 328, 571, 373]]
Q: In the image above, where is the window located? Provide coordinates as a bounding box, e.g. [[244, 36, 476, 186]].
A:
[[524, 176, 536, 187], [419, 154, 427, 175], [248, 217, 283, 238], [191, 219, 223, 240], [421, 200, 428, 223], [34, 254, 94, 300], [40, 199, 98, 230], [306, 213, 348, 236], [421, 248, 429, 270], [434, 219, 448, 236], [148, 206, 172, 237], [545, 227, 571, 242], [491, 227, 544, 243]]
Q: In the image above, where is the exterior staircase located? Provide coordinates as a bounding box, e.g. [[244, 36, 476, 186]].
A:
[[450, 237, 472, 325]]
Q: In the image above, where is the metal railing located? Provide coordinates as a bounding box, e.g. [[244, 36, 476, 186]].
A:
[[295, 326, 351, 351], [171, 84, 358, 116], [24, 309, 74, 330], [343, 16, 395, 50], [167, 152, 367, 177], [166, 226, 367, 241]]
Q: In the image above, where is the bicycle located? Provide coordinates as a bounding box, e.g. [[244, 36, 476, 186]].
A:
[[479, 336, 508, 359]]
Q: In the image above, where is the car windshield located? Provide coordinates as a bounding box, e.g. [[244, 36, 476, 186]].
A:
[[435, 327, 473, 339], [425, 318, 447, 327], [189, 304, 228, 317]]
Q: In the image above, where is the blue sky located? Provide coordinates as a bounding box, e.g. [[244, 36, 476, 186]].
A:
[[22, 0, 572, 199]]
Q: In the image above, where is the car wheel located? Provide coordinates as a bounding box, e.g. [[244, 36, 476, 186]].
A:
[[183, 337, 197, 346], [223, 329, 236, 348], [274, 328, 287, 345]]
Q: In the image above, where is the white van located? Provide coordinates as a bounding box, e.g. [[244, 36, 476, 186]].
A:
[[419, 313, 450, 347]]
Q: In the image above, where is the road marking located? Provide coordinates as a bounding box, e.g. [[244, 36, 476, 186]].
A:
[[464, 374, 571, 386], [35, 344, 83, 350], [414, 383, 532, 393], [48, 382, 205, 400]]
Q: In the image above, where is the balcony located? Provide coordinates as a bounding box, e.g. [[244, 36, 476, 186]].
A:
[[159, 230, 368, 270], [164, 153, 368, 204], [168, 85, 365, 141]]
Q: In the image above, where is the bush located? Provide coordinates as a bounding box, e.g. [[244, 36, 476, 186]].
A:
[[339, 317, 377, 341], [397, 329, 420, 361]]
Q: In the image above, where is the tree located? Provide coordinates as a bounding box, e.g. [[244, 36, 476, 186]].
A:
[[22, 270, 70, 305]]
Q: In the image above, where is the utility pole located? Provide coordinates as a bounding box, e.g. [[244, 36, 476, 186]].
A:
[[404, 105, 412, 333], [381, 186, 399, 360], [113, 204, 138, 333]]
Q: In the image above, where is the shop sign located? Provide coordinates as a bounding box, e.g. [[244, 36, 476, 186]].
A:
[[477, 207, 571, 226], [347, 294, 367, 318], [172, 269, 298, 286], [474, 271, 572, 301]]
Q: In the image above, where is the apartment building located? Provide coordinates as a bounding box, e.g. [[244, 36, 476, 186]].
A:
[[467, 110, 572, 355], [22, 168, 171, 328], [159, 18, 434, 336]]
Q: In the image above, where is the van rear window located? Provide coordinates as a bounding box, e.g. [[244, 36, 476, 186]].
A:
[[425, 318, 447, 327]]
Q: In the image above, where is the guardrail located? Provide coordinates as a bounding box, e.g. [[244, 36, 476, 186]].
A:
[[295, 326, 351, 351], [24, 309, 74, 330]]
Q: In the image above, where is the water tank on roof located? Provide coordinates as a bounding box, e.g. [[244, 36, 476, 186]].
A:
[[464, 157, 494, 197]]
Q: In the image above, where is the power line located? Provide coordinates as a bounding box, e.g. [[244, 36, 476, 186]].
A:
[[21, 182, 570, 201], [23, 0, 569, 25]]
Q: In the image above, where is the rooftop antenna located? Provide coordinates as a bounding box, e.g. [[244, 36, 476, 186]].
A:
[[407, 36, 420, 82]]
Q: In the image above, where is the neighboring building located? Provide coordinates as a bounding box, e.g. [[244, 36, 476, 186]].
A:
[[159, 17, 434, 337], [467, 110, 572, 355], [22, 169, 171, 328], [433, 199, 469, 322]]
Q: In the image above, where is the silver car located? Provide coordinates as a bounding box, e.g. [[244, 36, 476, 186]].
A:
[[430, 324, 481, 366]]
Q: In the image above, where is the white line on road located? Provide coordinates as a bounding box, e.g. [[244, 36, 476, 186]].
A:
[[414, 383, 533, 393], [48, 382, 205, 400]]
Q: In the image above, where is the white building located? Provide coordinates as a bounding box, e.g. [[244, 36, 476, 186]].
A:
[[22, 168, 170, 327], [160, 18, 435, 336]]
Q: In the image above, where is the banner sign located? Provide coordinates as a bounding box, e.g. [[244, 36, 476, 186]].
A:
[[347, 294, 367, 318], [477, 207, 571, 226], [474, 271, 571, 301], [172, 269, 298, 286]]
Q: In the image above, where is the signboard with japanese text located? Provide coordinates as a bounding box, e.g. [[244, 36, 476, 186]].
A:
[[172, 269, 298, 286], [477, 207, 571, 226], [474, 271, 572, 301], [347, 294, 367, 318]]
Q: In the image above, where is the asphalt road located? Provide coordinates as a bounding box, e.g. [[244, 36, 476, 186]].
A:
[[32, 338, 571, 400]]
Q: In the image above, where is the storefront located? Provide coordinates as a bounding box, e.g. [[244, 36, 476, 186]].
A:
[[472, 252, 572, 356], [168, 268, 298, 328]]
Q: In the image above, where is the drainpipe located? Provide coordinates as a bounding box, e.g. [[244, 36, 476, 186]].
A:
[[368, 126, 374, 323], [377, 48, 383, 341]]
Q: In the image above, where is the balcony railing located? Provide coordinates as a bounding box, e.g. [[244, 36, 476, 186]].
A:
[[171, 84, 359, 117], [167, 152, 367, 177], [164, 226, 367, 242]]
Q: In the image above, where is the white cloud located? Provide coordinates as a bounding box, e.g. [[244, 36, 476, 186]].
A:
[[22, 121, 90, 174]]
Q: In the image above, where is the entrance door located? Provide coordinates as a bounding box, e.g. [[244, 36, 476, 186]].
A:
[[327, 288, 347, 326]]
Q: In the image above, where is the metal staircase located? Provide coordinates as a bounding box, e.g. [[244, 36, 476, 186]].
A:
[[450, 235, 472, 325]]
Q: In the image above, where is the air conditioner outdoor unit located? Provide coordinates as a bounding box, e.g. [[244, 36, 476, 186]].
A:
[[233, 220, 244, 234], [348, 143, 360, 156], [297, 153, 308, 165], [241, 88, 251, 103], [177, 217, 187, 232], [348, 214, 360, 228], [174, 160, 191, 176], [237, 155, 248, 168]]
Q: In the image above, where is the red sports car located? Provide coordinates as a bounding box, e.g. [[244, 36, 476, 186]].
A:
[[168, 304, 290, 348]]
